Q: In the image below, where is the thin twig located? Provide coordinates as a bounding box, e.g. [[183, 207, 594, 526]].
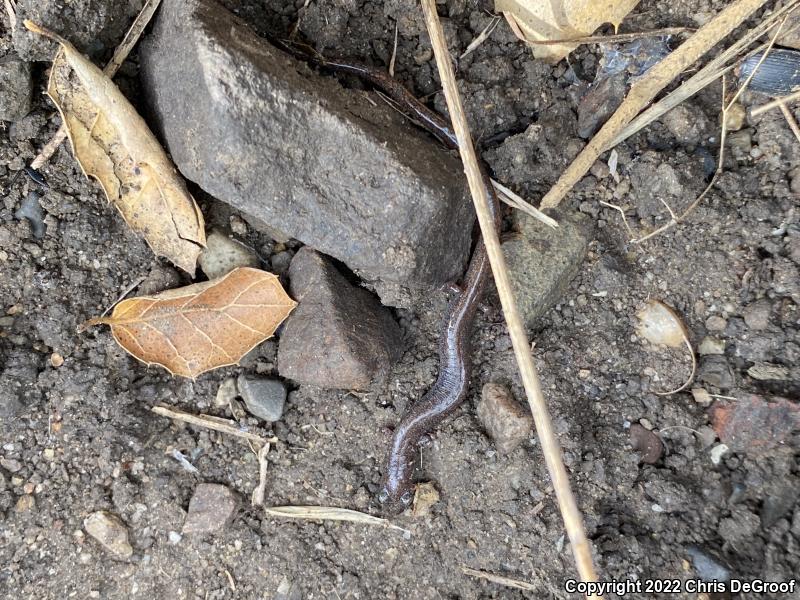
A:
[[4, 0, 16, 29], [461, 567, 537, 591], [30, 0, 163, 171], [540, 0, 772, 209], [251, 441, 271, 506], [490, 178, 558, 228], [152, 405, 276, 445], [389, 22, 398, 77], [779, 103, 800, 145], [633, 76, 731, 243], [460, 16, 501, 59], [752, 88, 800, 116], [421, 0, 600, 588], [265, 506, 410, 534], [525, 27, 693, 45], [599, 201, 635, 239]]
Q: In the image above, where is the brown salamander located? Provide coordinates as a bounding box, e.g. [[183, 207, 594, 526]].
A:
[[282, 43, 502, 512]]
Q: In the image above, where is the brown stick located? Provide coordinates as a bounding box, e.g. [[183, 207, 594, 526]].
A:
[[151, 405, 274, 445], [30, 0, 163, 170], [420, 0, 600, 589], [539, 0, 771, 210]]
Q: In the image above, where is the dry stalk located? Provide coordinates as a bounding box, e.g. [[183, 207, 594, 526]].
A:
[[4, 0, 16, 28], [752, 88, 800, 116], [30, 0, 163, 170], [526, 27, 693, 45], [461, 567, 537, 591], [779, 103, 800, 145], [251, 441, 271, 506], [460, 16, 501, 59], [151, 405, 275, 445], [265, 506, 410, 534], [421, 0, 600, 589], [540, 0, 774, 209], [389, 22, 399, 77], [610, 0, 800, 147]]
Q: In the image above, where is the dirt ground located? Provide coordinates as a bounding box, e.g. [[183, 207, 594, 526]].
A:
[[2, 0, 800, 598]]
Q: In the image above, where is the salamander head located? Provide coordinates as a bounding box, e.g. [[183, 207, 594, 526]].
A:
[[377, 480, 414, 515]]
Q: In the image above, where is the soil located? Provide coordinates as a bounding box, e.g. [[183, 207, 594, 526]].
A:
[[2, 0, 800, 599]]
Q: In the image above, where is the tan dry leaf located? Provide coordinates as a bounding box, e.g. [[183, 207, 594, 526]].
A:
[[495, 0, 641, 63], [81, 268, 296, 378], [636, 299, 696, 395], [636, 300, 687, 348], [25, 20, 205, 275]]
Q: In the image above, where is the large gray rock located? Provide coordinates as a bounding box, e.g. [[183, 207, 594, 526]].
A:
[[278, 248, 402, 390], [503, 210, 592, 328], [139, 0, 474, 307], [0, 55, 33, 122]]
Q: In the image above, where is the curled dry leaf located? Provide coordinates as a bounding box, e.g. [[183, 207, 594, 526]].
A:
[[81, 268, 296, 378], [25, 20, 205, 275], [636, 299, 696, 395], [495, 0, 641, 63]]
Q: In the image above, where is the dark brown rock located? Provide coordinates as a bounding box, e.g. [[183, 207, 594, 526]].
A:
[[139, 0, 474, 307], [477, 383, 533, 453], [629, 424, 664, 464], [182, 484, 238, 535], [277, 248, 402, 390], [709, 395, 800, 455]]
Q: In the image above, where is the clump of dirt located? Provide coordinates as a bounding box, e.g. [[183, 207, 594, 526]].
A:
[[1, 0, 799, 598]]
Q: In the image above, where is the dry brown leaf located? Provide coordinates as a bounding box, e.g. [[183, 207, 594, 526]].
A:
[[25, 20, 205, 275], [495, 0, 640, 63], [81, 268, 296, 378]]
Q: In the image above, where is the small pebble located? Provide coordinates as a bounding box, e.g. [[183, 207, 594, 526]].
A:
[[14, 192, 46, 239], [691, 387, 712, 406], [214, 377, 238, 408], [229, 214, 248, 235], [84, 511, 133, 559], [237, 375, 287, 422], [270, 251, 292, 275], [411, 482, 440, 518], [1, 458, 22, 472], [709, 443, 729, 465], [723, 103, 746, 131], [168, 531, 182, 545], [698, 337, 724, 355], [183, 483, 238, 534], [742, 299, 771, 331], [629, 424, 663, 464], [50, 352, 64, 368], [198, 230, 259, 279], [15, 494, 35, 513], [705, 315, 727, 331], [686, 546, 731, 582], [698, 356, 734, 390], [477, 383, 533, 454]]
